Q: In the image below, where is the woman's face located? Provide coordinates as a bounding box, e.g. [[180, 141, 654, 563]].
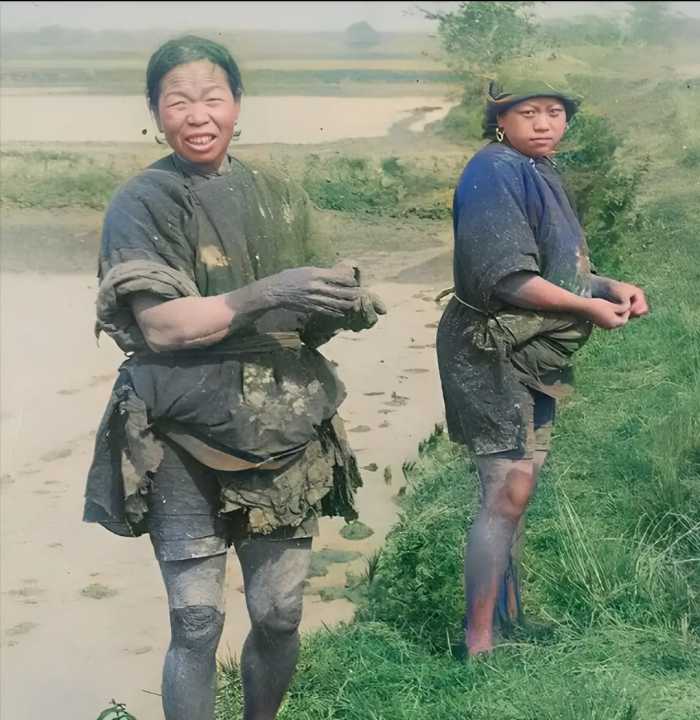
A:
[[156, 60, 240, 171], [498, 97, 567, 158]]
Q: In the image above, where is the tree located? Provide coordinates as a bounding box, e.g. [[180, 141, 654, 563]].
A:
[[345, 21, 381, 48], [626, 2, 678, 46], [421, 1, 540, 83]]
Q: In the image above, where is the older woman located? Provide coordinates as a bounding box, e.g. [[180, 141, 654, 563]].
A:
[[436, 81, 649, 656], [83, 36, 383, 720]]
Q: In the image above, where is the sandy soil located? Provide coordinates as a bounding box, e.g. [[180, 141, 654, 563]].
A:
[[0, 235, 452, 718]]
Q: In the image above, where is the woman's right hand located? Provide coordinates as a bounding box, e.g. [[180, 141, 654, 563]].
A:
[[582, 297, 631, 329], [262, 266, 362, 318]]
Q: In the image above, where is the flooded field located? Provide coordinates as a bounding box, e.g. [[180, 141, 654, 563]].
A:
[[0, 92, 455, 145]]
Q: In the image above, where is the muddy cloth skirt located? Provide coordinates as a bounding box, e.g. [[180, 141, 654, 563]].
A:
[[436, 297, 590, 456], [147, 415, 360, 560]]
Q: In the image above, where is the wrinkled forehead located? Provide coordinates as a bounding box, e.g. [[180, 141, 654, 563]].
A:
[[161, 60, 229, 91]]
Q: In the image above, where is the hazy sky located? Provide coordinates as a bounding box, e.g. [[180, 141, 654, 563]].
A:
[[2, 1, 700, 32]]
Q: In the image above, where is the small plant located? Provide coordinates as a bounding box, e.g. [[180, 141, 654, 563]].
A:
[[96, 701, 137, 720]]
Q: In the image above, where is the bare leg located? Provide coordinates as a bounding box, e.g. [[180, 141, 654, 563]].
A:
[[158, 553, 228, 720], [464, 457, 537, 656], [496, 449, 549, 631], [235, 536, 312, 720]]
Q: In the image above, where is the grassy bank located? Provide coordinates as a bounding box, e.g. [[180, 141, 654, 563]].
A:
[[212, 43, 700, 720], [216, 189, 700, 718]]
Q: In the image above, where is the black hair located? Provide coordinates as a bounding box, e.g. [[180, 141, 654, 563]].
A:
[[146, 35, 243, 113]]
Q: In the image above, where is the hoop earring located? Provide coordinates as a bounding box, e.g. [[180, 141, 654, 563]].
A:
[[155, 133, 167, 145], [232, 127, 242, 142], [496, 127, 505, 143]]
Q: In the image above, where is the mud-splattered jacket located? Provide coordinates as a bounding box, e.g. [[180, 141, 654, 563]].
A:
[[437, 143, 593, 455], [83, 154, 362, 536]]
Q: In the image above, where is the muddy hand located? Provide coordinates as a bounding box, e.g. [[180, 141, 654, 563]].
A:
[[583, 297, 631, 330], [262, 266, 361, 318]]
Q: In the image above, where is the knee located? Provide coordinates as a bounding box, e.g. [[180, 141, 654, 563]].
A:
[[491, 471, 536, 521], [250, 594, 303, 641], [170, 605, 225, 653]]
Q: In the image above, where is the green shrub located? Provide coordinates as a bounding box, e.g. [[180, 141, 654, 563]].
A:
[[557, 112, 648, 271], [302, 154, 450, 218]]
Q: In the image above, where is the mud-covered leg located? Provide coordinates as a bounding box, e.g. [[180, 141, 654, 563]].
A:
[[158, 553, 228, 720], [236, 536, 312, 720], [495, 448, 548, 632], [465, 457, 537, 655]]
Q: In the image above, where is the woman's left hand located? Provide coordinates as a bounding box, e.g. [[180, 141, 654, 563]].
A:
[[608, 281, 649, 319]]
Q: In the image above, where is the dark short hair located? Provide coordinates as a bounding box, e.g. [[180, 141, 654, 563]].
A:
[[146, 35, 243, 112]]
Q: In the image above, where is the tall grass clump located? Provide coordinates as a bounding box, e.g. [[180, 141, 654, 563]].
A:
[[302, 154, 452, 218], [0, 150, 123, 209]]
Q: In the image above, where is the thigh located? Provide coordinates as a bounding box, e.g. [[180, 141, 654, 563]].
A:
[[234, 536, 312, 619], [159, 553, 228, 612], [148, 438, 229, 562], [532, 390, 556, 455]]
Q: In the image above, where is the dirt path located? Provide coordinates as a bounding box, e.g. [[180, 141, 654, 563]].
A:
[[0, 242, 452, 719]]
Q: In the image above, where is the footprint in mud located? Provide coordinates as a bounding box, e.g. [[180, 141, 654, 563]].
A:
[[89, 373, 116, 387], [363, 392, 385, 397], [403, 368, 429, 374], [6, 622, 38, 639], [124, 646, 153, 656], [340, 521, 374, 541], [40, 447, 72, 462], [383, 392, 410, 408], [349, 425, 371, 433], [9, 582, 45, 603], [309, 549, 362, 578], [81, 583, 119, 600], [362, 463, 379, 472]]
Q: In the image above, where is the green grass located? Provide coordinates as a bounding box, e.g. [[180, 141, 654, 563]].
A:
[[0, 150, 126, 209], [302, 154, 456, 219], [212, 40, 700, 720]]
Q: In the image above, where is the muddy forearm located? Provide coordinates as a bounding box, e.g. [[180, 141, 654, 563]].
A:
[[589, 274, 618, 300], [130, 283, 272, 352], [494, 272, 588, 316]]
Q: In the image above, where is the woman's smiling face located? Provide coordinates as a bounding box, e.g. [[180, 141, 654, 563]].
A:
[[498, 97, 568, 158], [156, 59, 240, 171]]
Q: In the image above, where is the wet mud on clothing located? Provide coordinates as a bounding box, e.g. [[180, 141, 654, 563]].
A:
[[437, 143, 593, 455], [84, 153, 362, 538]]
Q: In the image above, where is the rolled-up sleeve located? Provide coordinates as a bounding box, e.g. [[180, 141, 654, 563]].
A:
[[453, 153, 540, 308]]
